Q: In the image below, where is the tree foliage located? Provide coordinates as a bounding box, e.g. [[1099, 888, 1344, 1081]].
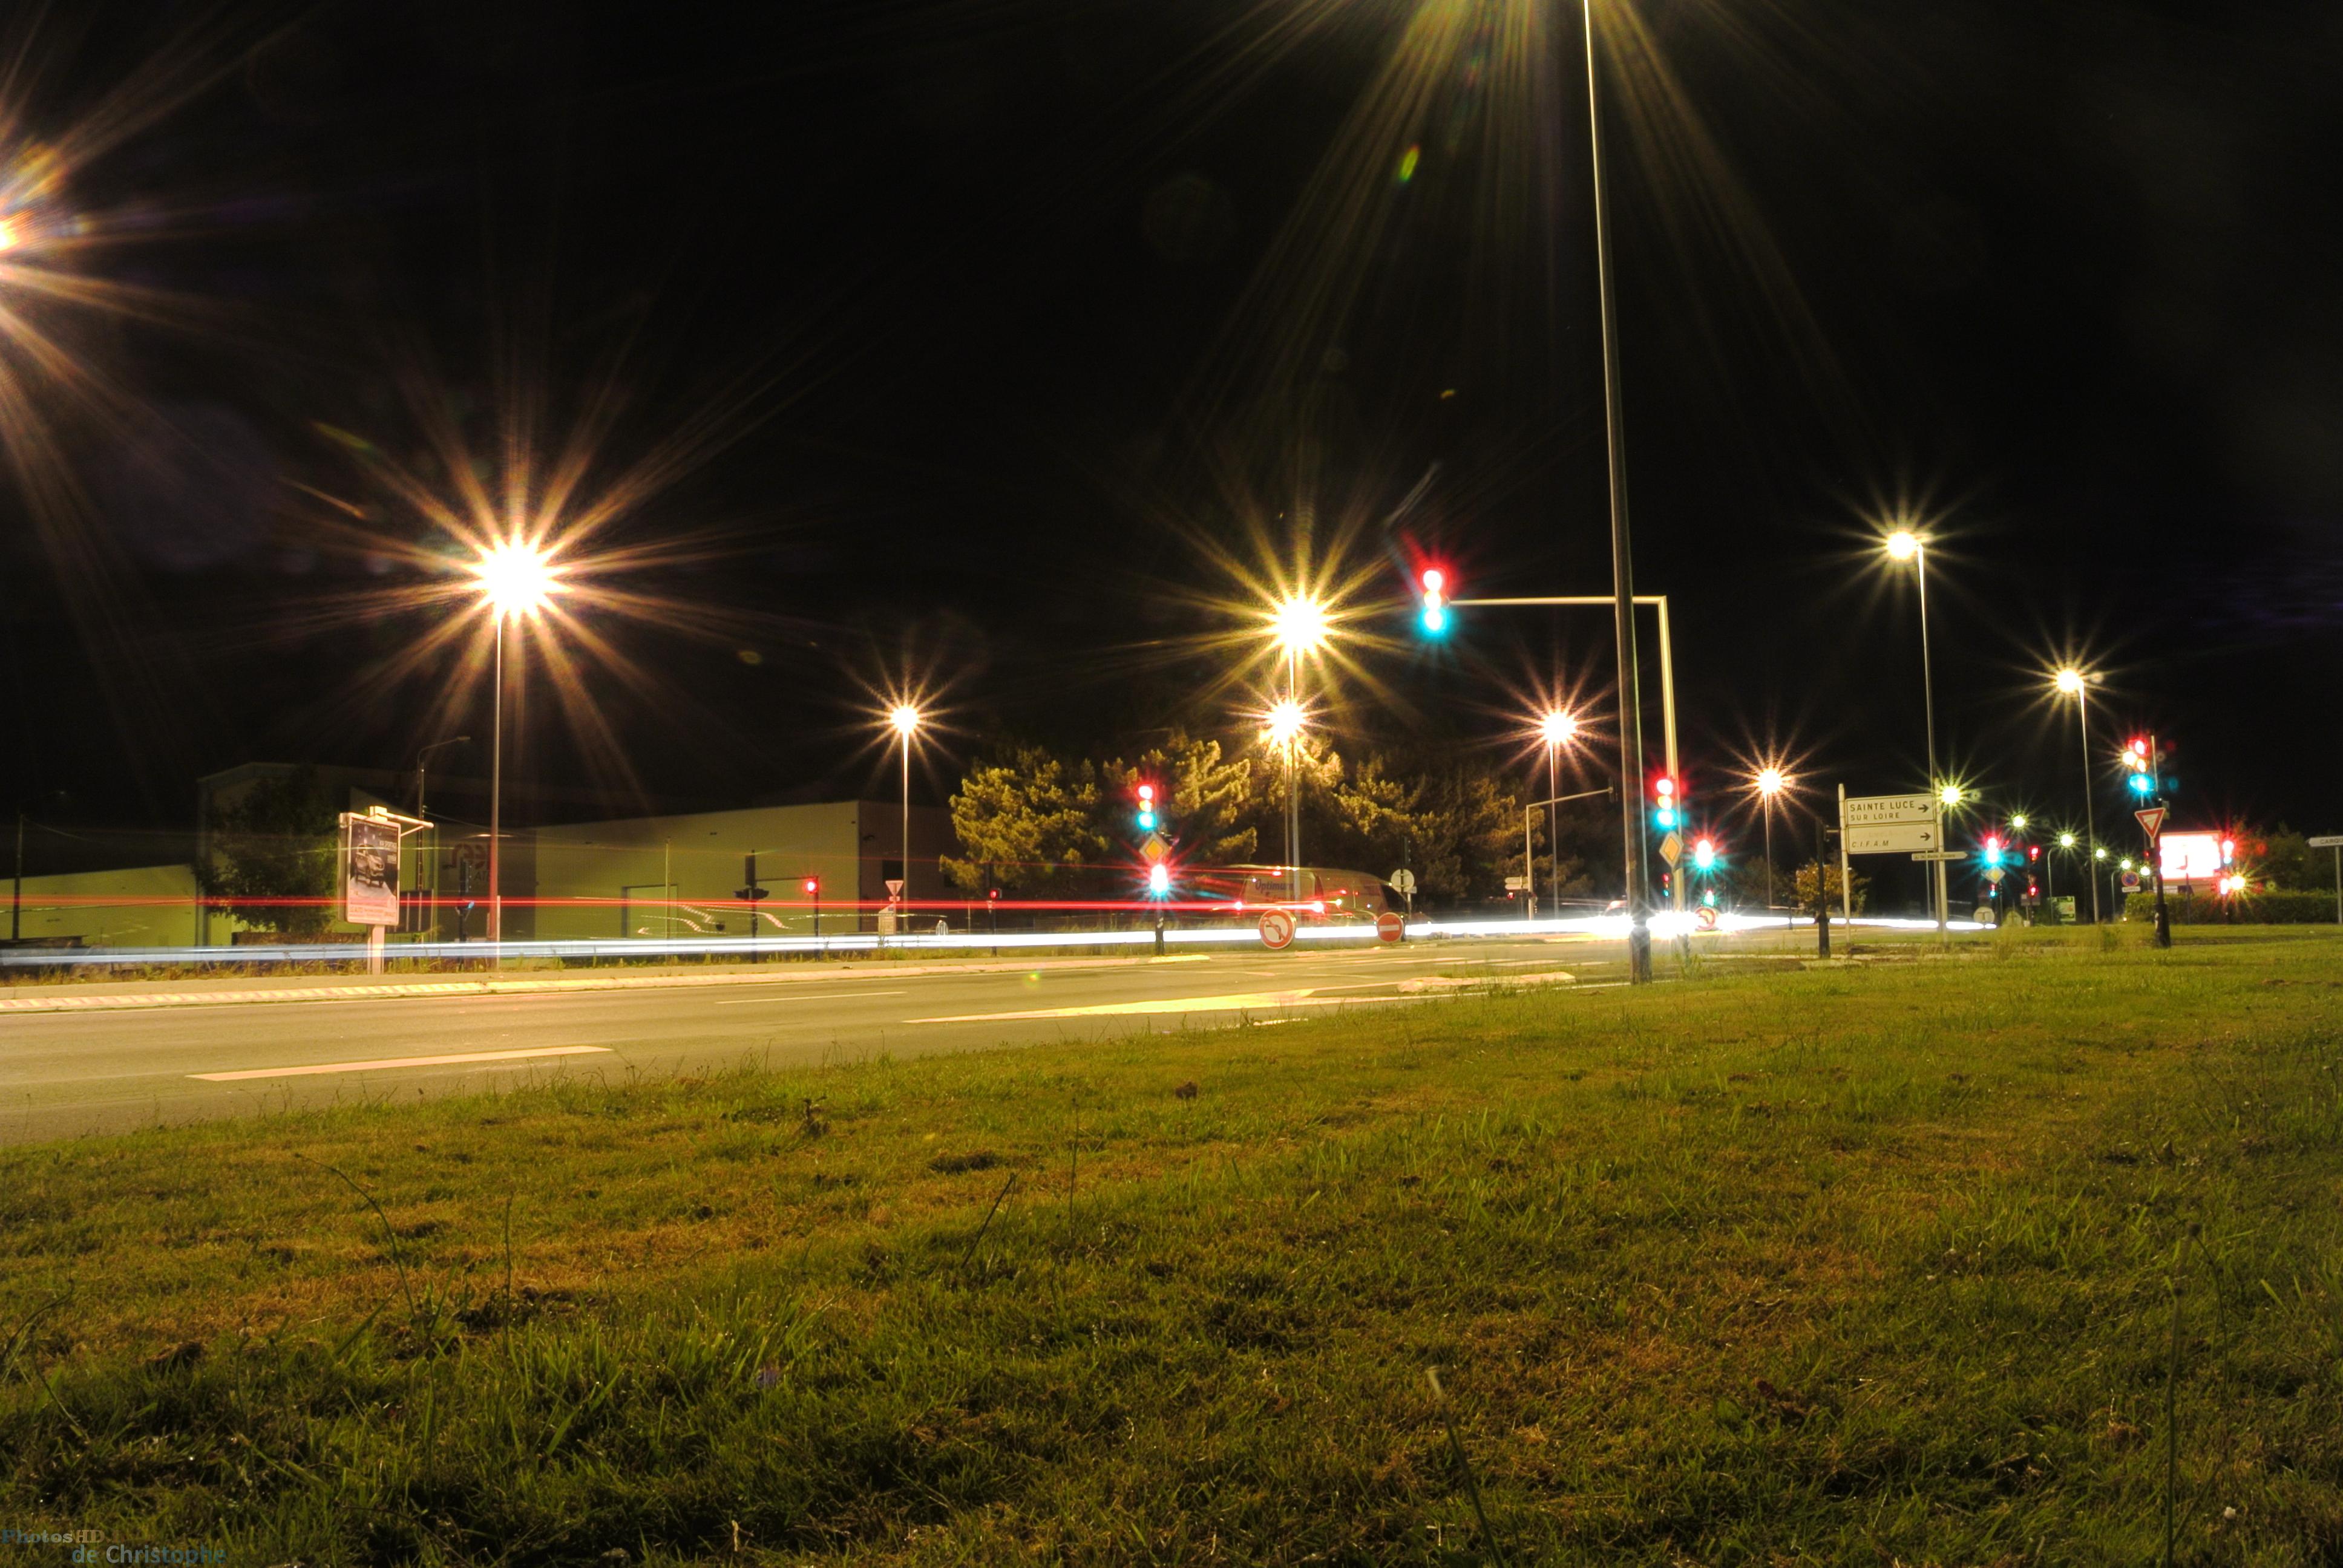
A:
[[940, 746, 1110, 897], [200, 768, 340, 935]]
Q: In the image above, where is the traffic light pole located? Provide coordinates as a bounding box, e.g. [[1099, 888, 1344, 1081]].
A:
[[2148, 731, 2171, 949], [1581, 0, 1650, 984]]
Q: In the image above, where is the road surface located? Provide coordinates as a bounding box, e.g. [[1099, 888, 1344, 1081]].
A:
[[0, 935, 1637, 1142]]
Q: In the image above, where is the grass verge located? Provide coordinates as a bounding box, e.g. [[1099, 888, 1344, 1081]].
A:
[[2, 929, 2340, 1563]]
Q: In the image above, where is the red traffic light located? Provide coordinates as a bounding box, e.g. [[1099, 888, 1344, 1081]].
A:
[[801, 877, 819, 896], [1653, 776, 1676, 799], [1420, 567, 1445, 593]]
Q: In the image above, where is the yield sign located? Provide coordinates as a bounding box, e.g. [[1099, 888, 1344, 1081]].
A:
[[2134, 806, 2167, 841], [1659, 831, 1683, 869]]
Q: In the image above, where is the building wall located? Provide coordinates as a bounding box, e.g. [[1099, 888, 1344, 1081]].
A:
[[4, 864, 205, 949], [527, 802, 953, 942]]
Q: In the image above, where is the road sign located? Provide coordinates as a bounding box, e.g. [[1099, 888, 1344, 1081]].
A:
[[1843, 793, 1939, 855], [1693, 905, 1719, 931], [2309, 835, 2343, 849], [1910, 849, 1965, 862], [1504, 875, 1530, 891], [885, 878, 905, 898], [734, 886, 769, 901], [1659, 831, 1683, 868], [1983, 866, 2005, 884], [2134, 806, 2167, 841], [1844, 793, 1935, 825], [2120, 871, 2141, 893], [1375, 910, 1405, 944], [1258, 909, 1297, 950], [1388, 868, 1417, 896], [1140, 832, 1170, 863], [340, 813, 400, 927]]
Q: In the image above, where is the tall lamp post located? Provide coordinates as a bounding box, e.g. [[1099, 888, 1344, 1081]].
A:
[[1538, 710, 1578, 916], [471, 542, 560, 967], [2053, 668, 2102, 924], [888, 704, 923, 929], [1885, 529, 1947, 932], [1581, 0, 1651, 983], [1263, 697, 1309, 901], [1754, 766, 1786, 913], [1267, 596, 1329, 903]]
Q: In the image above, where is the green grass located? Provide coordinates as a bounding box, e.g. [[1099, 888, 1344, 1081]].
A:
[[4, 929, 2341, 1563]]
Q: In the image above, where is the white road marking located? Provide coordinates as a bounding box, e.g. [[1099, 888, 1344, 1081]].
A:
[[190, 1045, 612, 1081], [711, 989, 908, 1005]]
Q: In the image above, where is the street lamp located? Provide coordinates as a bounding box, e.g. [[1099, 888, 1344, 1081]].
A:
[[1260, 697, 1311, 901], [1754, 766, 1788, 912], [2051, 667, 2102, 924], [889, 704, 922, 929], [1885, 528, 1947, 932], [1265, 596, 1330, 900], [1538, 710, 1579, 916], [470, 540, 560, 963]]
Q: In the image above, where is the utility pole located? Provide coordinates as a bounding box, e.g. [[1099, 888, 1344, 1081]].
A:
[[10, 806, 22, 942]]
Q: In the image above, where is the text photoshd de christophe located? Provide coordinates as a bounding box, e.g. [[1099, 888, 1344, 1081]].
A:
[[0, 1528, 226, 1564]]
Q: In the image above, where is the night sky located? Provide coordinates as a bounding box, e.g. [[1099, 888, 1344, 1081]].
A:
[[7, 0, 2341, 871]]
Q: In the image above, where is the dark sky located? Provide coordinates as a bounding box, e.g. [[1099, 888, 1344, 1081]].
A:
[[7, 0, 2341, 864]]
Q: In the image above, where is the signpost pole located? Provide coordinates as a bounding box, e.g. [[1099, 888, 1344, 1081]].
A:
[[2309, 835, 2343, 927], [1838, 783, 1853, 932]]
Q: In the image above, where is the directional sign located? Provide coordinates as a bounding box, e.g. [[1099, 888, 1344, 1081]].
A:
[[2134, 806, 2167, 841], [1659, 831, 1683, 869], [1388, 868, 1418, 896], [1257, 909, 1297, 950], [1844, 793, 1936, 825], [1844, 793, 1939, 855], [1910, 849, 1965, 862], [1504, 875, 1531, 891], [2310, 835, 2343, 849]]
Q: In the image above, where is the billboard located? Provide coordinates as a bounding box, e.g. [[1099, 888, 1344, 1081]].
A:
[[341, 813, 401, 927], [2158, 831, 2226, 886]]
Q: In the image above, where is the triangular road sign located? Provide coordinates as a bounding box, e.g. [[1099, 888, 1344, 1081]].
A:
[[2134, 806, 2167, 841]]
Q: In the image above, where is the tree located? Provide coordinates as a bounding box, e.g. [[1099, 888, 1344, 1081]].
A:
[[1793, 857, 1867, 916], [1101, 731, 1259, 865], [200, 768, 340, 935], [940, 745, 1110, 897]]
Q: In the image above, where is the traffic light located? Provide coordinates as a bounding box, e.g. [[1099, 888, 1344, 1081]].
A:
[[2220, 837, 2235, 866], [1418, 567, 1450, 635], [1136, 782, 1158, 832], [1147, 862, 1170, 897], [1692, 837, 1716, 872], [2027, 844, 2039, 863], [2123, 736, 2157, 795], [1982, 834, 2002, 866], [1652, 774, 1679, 831], [801, 876, 819, 898]]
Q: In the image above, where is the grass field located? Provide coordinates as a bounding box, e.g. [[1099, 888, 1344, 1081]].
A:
[[2, 927, 2339, 1564]]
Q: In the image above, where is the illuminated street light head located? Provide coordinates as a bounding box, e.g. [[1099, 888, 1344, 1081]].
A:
[[1755, 766, 1786, 798], [472, 540, 560, 620], [2053, 667, 2086, 696], [1262, 698, 1308, 749], [1268, 595, 1331, 657], [888, 704, 923, 739], [1538, 710, 1578, 747], [1938, 783, 1964, 808], [1884, 529, 1921, 562], [2010, 814, 2028, 830], [2059, 832, 2077, 848]]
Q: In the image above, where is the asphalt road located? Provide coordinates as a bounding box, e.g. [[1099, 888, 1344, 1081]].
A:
[[0, 936, 1628, 1142]]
